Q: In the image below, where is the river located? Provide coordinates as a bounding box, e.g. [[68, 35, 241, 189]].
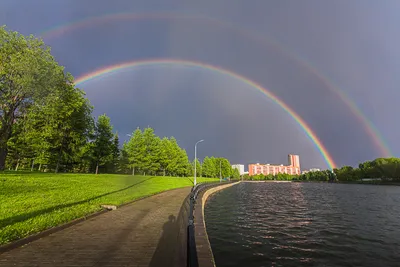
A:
[[205, 182, 400, 267]]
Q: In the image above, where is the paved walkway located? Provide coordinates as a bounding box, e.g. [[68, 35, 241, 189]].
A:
[[0, 187, 191, 267]]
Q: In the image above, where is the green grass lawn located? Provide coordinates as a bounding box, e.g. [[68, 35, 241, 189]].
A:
[[0, 172, 218, 245]]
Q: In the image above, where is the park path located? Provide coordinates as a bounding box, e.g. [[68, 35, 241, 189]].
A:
[[0, 187, 191, 267]]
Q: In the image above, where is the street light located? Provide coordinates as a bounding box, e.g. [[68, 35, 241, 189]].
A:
[[194, 139, 204, 186]]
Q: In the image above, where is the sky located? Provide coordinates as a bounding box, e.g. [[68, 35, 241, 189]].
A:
[[1, 0, 400, 170]]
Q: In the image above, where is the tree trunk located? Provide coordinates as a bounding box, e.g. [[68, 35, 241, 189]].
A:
[[55, 145, 64, 173], [0, 148, 7, 171], [96, 163, 99, 175], [0, 102, 20, 171], [132, 167, 135, 176], [15, 159, 20, 171], [31, 159, 35, 171], [39, 163, 42, 171]]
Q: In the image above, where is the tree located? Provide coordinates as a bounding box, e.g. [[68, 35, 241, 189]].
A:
[[232, 168, 240, 179], [176, 148, 191, 177], [6, 82, 93, 172], [91, 114, 114, 174], [141, 127, 161, 175], [117, 142, 130, 174], [164, 137, 180, 176], [219, 158, 233, 178], [107, 132, 120, 173], [202, 156, 217, 177], [193, 158, 202, 177], [126, 128, 145, 175], [159, 137, 171, 176], [0, 26, 71, 170]]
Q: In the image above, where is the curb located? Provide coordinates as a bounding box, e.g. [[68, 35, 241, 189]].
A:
[[0, 185, 193, 254], [193, 182, 241, 267]]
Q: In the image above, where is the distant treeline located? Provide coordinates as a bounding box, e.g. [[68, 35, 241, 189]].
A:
[[246, 158, 400, 182], [0, 26, 239, 177]]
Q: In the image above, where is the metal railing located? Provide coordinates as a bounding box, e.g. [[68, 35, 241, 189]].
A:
[[186, 182, 230, 267], [187, 183, 201, 267]]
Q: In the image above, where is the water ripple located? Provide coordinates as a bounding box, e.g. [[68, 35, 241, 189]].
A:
[[205, 182, 400, 267]]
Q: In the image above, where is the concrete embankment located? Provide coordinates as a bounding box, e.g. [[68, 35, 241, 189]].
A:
[[243, 180, 292, 183], [193, 181, 241, 267]]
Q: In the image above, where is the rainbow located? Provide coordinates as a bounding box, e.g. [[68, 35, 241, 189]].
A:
[[38, 12, 392, 157], [74, 59, 337, 169]]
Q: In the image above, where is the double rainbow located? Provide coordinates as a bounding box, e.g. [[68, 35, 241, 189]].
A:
[[37, 11, 393, 168], [74, 59, 337, 170]]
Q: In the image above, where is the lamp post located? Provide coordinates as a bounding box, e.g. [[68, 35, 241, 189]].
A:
[[194, 139, 204, 186]]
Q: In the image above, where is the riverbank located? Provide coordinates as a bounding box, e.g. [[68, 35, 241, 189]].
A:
[[244, 180, 292, 183], [292, 180, 400, 186], [243, 180, 400, 186], [0, 172, 218, 245], [337, 180, 400, 186], [193, 181, 241, 267]]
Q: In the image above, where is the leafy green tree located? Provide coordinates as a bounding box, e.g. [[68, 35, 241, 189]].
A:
[[126, 128, 145, 175], [232, 168, 240, 179], [91, 114, 114, 174], [192, 158, 202, 177], [8, 83, 93, 173], [166, 137, 183, 176], [141, 127, 161, 175], [159, 137, 171, 176], [106, 132, 120, 173], [220, 158, 233, 178], [118, 142, 130, 174], [202, 156, 217, 177], [0, 26, 75, 170], [176, 148, 191, 177]]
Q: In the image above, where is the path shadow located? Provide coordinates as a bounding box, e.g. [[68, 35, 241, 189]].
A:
[[149, 193, 190, 267], [0, 176, 156, 228], [149, 214, 178, 267]]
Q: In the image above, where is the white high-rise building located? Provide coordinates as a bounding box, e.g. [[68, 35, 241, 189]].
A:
[[232, 164, 245, 175]]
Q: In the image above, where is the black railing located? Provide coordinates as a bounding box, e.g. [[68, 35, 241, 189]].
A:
[[187, 183, 200, 267], [186, 182, 229, 267]]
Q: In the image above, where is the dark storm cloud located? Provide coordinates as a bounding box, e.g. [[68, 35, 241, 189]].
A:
[[1, 0, 399, 169], [82, 68, 327, 169]]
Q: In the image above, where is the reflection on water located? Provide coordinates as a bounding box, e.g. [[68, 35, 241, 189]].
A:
[[205, 182, 400, 267]]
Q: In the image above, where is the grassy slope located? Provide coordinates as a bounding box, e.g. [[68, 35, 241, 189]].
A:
[[0, 172, 218, 245]]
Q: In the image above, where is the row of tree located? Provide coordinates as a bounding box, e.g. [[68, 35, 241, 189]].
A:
[[298, 158, 400, 182], [246, 173, 297, 181], [196, 156, 240, 178], [246, 157, 400, 182], [0, 26, 238, 177]]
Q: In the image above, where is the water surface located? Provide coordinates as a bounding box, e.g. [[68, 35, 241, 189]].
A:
[[205, 182, 400, 267]]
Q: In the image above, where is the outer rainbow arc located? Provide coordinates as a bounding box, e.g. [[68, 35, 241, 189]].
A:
[[39, 12, 392, 157], [74, 59, 337, 170]]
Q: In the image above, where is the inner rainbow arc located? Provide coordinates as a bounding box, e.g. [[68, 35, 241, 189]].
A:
[[74, 58, 337, 170], [38, 12, 392, 158]]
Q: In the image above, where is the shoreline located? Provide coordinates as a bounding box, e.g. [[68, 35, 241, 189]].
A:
[[194, 182, 241, 267], [243, 180, 400, 186], [243, 180, 292, 183]]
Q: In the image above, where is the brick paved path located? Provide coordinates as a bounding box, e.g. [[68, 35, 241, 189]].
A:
[[0, 187, 191, 267]]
